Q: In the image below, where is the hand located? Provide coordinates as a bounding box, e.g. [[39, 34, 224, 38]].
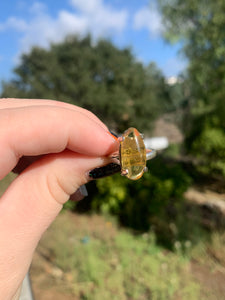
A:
[[0, 98, 118, 300]]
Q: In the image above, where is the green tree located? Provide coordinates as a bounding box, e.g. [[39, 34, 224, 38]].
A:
[[159, 0, 225, 177], [1, 35, 167, 133]]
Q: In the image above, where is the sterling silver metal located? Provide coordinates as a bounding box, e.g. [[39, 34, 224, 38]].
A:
[[146, 149, 157, 161]]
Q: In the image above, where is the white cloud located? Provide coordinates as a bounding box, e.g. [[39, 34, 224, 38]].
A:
[[133, 4, 163, 38], [0, 0, 128, 56], [29, 1, 47, 15], [70, 0, 102, 14], [70, 0, 128, 37], [58, 11, 88, 36], [0, 17, 28, 32]]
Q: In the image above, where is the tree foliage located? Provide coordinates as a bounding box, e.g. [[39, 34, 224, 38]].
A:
[[1, 35, 167, 133], [159, 0, 225, 177]]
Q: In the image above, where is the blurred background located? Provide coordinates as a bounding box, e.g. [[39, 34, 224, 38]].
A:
[[0, 0, 225, 299]]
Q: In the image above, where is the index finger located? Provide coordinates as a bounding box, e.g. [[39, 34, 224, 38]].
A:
[[0, 105, 118, 179], [0, 98, 107, 130]]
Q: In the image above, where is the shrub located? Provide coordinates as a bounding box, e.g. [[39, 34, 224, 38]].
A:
[[92, 156, 192, 235]]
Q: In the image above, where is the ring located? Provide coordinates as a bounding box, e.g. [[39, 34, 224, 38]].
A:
[[112, 127, 157, 180]]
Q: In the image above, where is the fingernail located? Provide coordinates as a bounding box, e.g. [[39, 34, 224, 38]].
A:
[[70, 185, 88, 202], [79, 185, 88, 197], [89, 163, 121, 179]]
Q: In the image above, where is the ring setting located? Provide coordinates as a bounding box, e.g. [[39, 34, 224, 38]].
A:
[[113, 127, 156, 180]]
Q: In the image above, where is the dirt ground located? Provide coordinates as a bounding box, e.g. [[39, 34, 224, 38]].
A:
[[191, 263, 225, 300], [152, 115, 183, 144]]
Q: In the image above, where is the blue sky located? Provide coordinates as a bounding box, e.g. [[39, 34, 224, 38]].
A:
[[0, 0, 186, 82]]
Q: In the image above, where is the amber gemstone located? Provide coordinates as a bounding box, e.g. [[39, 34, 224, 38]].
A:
[[120, 127, 146, 180]]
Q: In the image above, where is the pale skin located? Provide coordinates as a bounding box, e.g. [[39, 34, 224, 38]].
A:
[[0, 98, 119, 300]]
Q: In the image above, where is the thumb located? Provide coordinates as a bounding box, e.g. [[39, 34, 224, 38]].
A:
[[0, 151, 110, 299]]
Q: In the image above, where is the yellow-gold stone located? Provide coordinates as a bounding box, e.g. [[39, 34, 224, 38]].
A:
[[120, 127, 146, 180]]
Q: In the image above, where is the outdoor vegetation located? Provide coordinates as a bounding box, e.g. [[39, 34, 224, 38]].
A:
[[1, 0, 225, 299]]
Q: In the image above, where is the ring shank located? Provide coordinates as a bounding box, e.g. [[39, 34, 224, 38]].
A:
[[146, 149, 157, 161]]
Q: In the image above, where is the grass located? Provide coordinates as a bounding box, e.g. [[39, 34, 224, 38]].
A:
[[36, 212, 202, 300]]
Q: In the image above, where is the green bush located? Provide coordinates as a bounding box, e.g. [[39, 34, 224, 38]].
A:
[[92, 156, 192, 239]]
